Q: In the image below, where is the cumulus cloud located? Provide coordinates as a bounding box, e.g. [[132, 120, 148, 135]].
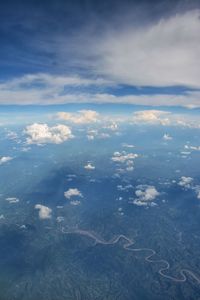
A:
[[64, 188, 83, 199], [111, 151, 138, 163], [112, 151, 138, 172], [132, 110, 171, 125], [0, 156, 13, 165], [177, 176, 200, 200], [163, 133, 173, 140], [56, 110, 99, 124], [178, 176, 193, 189], [133, 185, 160, 206], [130, 109, 200, 127], [84, 163, 95, 170], [86, 128, 113, 141], [35, 204, 52, 219], [25, 123, 73, 144]]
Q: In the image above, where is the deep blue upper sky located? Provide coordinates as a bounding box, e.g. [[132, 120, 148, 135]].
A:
[[0, 0, 200, 107], [0, 0, 198, 76]]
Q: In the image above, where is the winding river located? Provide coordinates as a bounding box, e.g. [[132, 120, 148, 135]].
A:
[[61, 227, 200, 285]]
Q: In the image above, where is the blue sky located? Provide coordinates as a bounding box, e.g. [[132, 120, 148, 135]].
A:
[[0, 0, 200, 107]]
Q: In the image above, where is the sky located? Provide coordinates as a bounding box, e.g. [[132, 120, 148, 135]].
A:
[[0, 0, 200, 107], [1, 4, 200, 295]]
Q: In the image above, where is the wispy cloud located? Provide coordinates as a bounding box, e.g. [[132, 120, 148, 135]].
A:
[[1, 7, 200, 108], [1, 74, 200, 107], [92, 10, 200, 88]]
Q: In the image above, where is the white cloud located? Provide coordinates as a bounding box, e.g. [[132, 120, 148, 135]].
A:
[[86, 128, 113, 141], [163, 133, 173, 140], [130, 109, 200, 127], [35, 204, 52, 219], [1, 11, 200, 108], [0, 73, 113, 105], [185, 145, 200, 151], [85, 92, 200, 109], [2, 75, 200, 107], [181, 151, 190, 155], [126, 166, 134, 172], [0, 156, 13, 165], [132, 110, 171, 125], [111, 151, 138, 163], [103, 122, 118, 131], [56, 110, 99, 124], [178, 176, 193, 189], [112, 151, 138, 172], [94, 10, 200, 88], [21, 147, 31, 152], [56, 216, 64, 223], [99, 132, 110, 139], [117, 184, 133, 191], [0, 10, 200, 107], [86, 129, 97, 140], [6, 197, 19, 204], [64, 188, 83, 199], [135, 186, 159, 201], [177, 177, 200, 200], [6, 130, 18, 140], [25, 123, 73, 144], [70, 200, 81, 206], [133, 185, 160, 206], [84, 163, 95, 170], [122, 143, 135, 148], [0, 73, 111, 90], [194, 186, 200, 199], [87, 134, 95, 140]]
